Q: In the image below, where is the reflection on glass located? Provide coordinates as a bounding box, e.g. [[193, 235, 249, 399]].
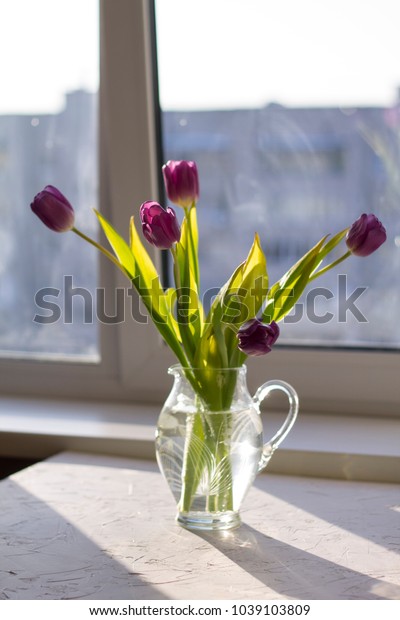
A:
[[155, 0, 400, 347], [0, 0, 99, 358]]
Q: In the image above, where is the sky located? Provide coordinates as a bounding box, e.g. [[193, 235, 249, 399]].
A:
[[0, 0, 99, 114], [155, 0, 400, 110], [0, 0, 400, 114]]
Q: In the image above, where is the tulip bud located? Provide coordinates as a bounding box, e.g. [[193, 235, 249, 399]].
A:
[[237, 319, 280, 356], [162, 160, 199, 208], [31, 185, 75, 232], [346, 213, 386, 257], [140, 201, 181, 250]]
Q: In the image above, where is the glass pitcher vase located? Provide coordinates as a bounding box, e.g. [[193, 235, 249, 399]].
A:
[[155, 365, 299, 531]]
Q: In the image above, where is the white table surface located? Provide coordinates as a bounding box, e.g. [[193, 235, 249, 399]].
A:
[[0, 451, 399, 600]]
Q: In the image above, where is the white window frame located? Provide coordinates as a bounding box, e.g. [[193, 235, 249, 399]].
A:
[[0, 0, 398, 419]]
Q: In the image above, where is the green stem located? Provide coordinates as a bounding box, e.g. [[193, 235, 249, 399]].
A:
[[204, 412, 233, 513], [213, 323, 229, 370], [181, 368, 237, 514], [184, 203, 200, 290], [170, 245, 180, 288], [180, 410, 206, 513], [309, 250, 352, 282], [72, 227, 124, 272], [171, 246, 196, 363]]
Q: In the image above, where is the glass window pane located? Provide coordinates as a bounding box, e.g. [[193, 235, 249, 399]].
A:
[[155, 0, 400, 348], [0, 0, 99, 358]]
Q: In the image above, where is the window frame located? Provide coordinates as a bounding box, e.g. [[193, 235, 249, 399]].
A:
[[0, 0, 398, 419]]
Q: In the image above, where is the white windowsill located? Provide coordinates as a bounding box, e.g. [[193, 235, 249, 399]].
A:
[[0, 396, 399, 483]]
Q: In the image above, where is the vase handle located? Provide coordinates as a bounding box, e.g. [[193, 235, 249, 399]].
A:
[[253, 380, 299, 473]]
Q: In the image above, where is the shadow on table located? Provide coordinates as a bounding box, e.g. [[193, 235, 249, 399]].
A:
[[252, 474, 400, 557], [0, 478, 167, 600], [195, 524, 400, 600]]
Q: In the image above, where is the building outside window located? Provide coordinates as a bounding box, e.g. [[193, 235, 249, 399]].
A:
[[155, 0, 400, 350]]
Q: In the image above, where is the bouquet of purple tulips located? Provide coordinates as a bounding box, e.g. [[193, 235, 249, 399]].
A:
[[31, 160, 386, 396], [31, 160, 386, 514]]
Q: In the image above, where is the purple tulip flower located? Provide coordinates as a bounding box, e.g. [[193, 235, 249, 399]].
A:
[[237, 319, 280, 356], [162, 160, 199, 208], [346, 213, 386, 257], [31, 185, 75, 232], [140, 201, 181, 250]]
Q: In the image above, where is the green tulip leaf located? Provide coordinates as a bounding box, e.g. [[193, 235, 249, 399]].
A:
[[95, 211, 186, 364], [94, 209, 136, 279], [263, 235, 328, 322], [174, 209, 204, 362], [316, 228, 348, 263], [129, 217, 162, 293], [176, 207, 200, 290], [194, 234, 268, 370], [220, 233, 268, 325]]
